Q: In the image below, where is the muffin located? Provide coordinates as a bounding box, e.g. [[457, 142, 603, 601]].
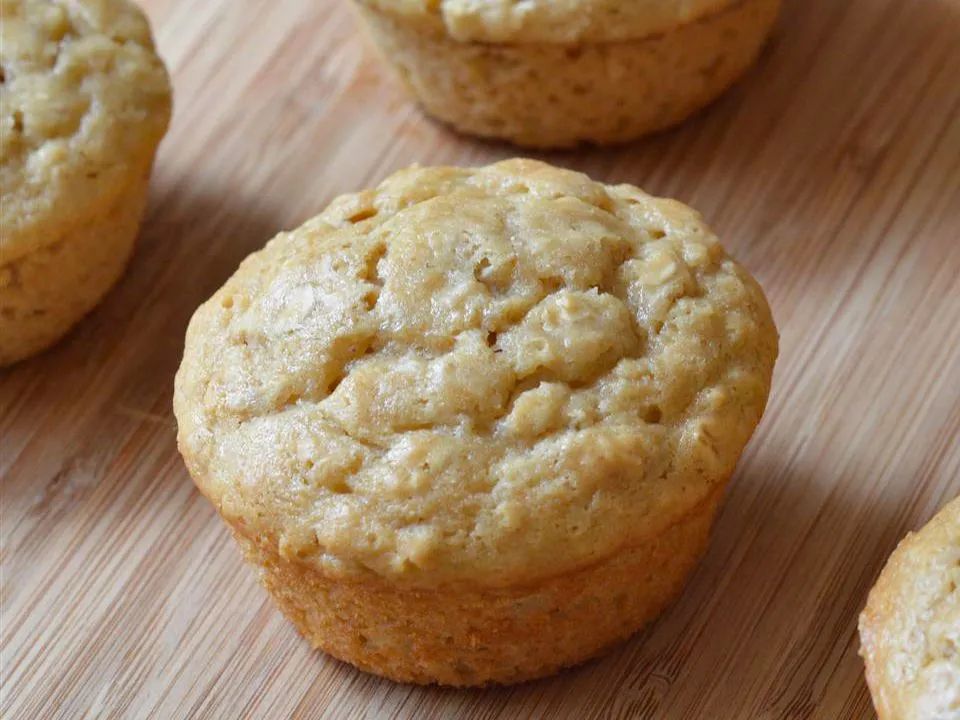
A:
[[174, 159, 778, 685], [860, 495, 960, 720], [352, 0, 781, 148], [0, 0, 171, 366]]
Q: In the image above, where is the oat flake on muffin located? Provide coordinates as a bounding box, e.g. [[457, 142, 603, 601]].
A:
[[175, 159, 778, 685]]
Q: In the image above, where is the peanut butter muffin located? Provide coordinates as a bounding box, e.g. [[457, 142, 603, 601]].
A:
[[174, 159, 778, 685], [353, 0, 781, 148], [860, 495, 960, 720], [0, 0, 171, 366]]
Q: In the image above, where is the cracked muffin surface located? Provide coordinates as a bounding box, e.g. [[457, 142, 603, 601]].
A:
[[860, 496, 960, 720], [1, 0, 171, 262], [175, 159, 777, 588], [0, 0, 170, 365]]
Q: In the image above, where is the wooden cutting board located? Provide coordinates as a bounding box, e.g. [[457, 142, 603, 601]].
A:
[[2, 1, 958, 717]]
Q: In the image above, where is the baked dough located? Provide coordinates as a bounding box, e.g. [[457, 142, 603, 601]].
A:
[[860, 495, 960, 720], [353, 0, 781, 147], [175, 159, 779, 685], [0, 0, 171, 365]]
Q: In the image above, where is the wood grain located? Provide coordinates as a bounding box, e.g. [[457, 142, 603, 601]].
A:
[[2, 0, 959, 717]]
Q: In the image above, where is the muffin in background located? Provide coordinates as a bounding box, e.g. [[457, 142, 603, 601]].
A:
[[352, 0, 781, 148], [860, 495, 960, 720], [174, 159, 779, 686], [0, 0, 171, 366]]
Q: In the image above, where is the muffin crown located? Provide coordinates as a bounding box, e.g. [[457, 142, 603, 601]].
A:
[[174, 159, 778, 587], [0, 0, 171, 261], [860, 496, 960, 720], [356, 0, 737, 44]]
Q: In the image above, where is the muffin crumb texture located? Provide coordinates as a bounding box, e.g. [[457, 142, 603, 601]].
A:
[[355, 0, 781, 147], [1, 0, 170, 255], [175, 159, 778, 588], [0, 0, 171, 364], [860, 496, 960, 720]]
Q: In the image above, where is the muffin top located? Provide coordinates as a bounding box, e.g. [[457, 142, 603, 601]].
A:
[[0, 0, 171, 262], [860, 496, 960, 720], [357, 0, 737, 44], [175, 159, 777, 587]]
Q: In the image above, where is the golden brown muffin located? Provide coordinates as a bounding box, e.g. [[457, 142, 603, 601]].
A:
[[352, 0, 781, 148], [174, 159, 778, 685], [0, 0, 171, 366], [860, 496, 960, 720]]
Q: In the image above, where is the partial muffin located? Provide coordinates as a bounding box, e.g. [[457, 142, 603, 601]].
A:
[[174, 159, 778, 685], [352, 0, 781, 148], [0, 0, 171, 366], [860, 495, 960, 720]]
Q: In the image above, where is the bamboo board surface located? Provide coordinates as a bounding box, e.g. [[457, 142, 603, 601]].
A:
[[2, 0, 959, 717]]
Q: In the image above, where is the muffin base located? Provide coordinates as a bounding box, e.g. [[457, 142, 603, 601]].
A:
[[355, 0, 781, 148], [0, 172, 152, 366], [231, 487, 723, 686]]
